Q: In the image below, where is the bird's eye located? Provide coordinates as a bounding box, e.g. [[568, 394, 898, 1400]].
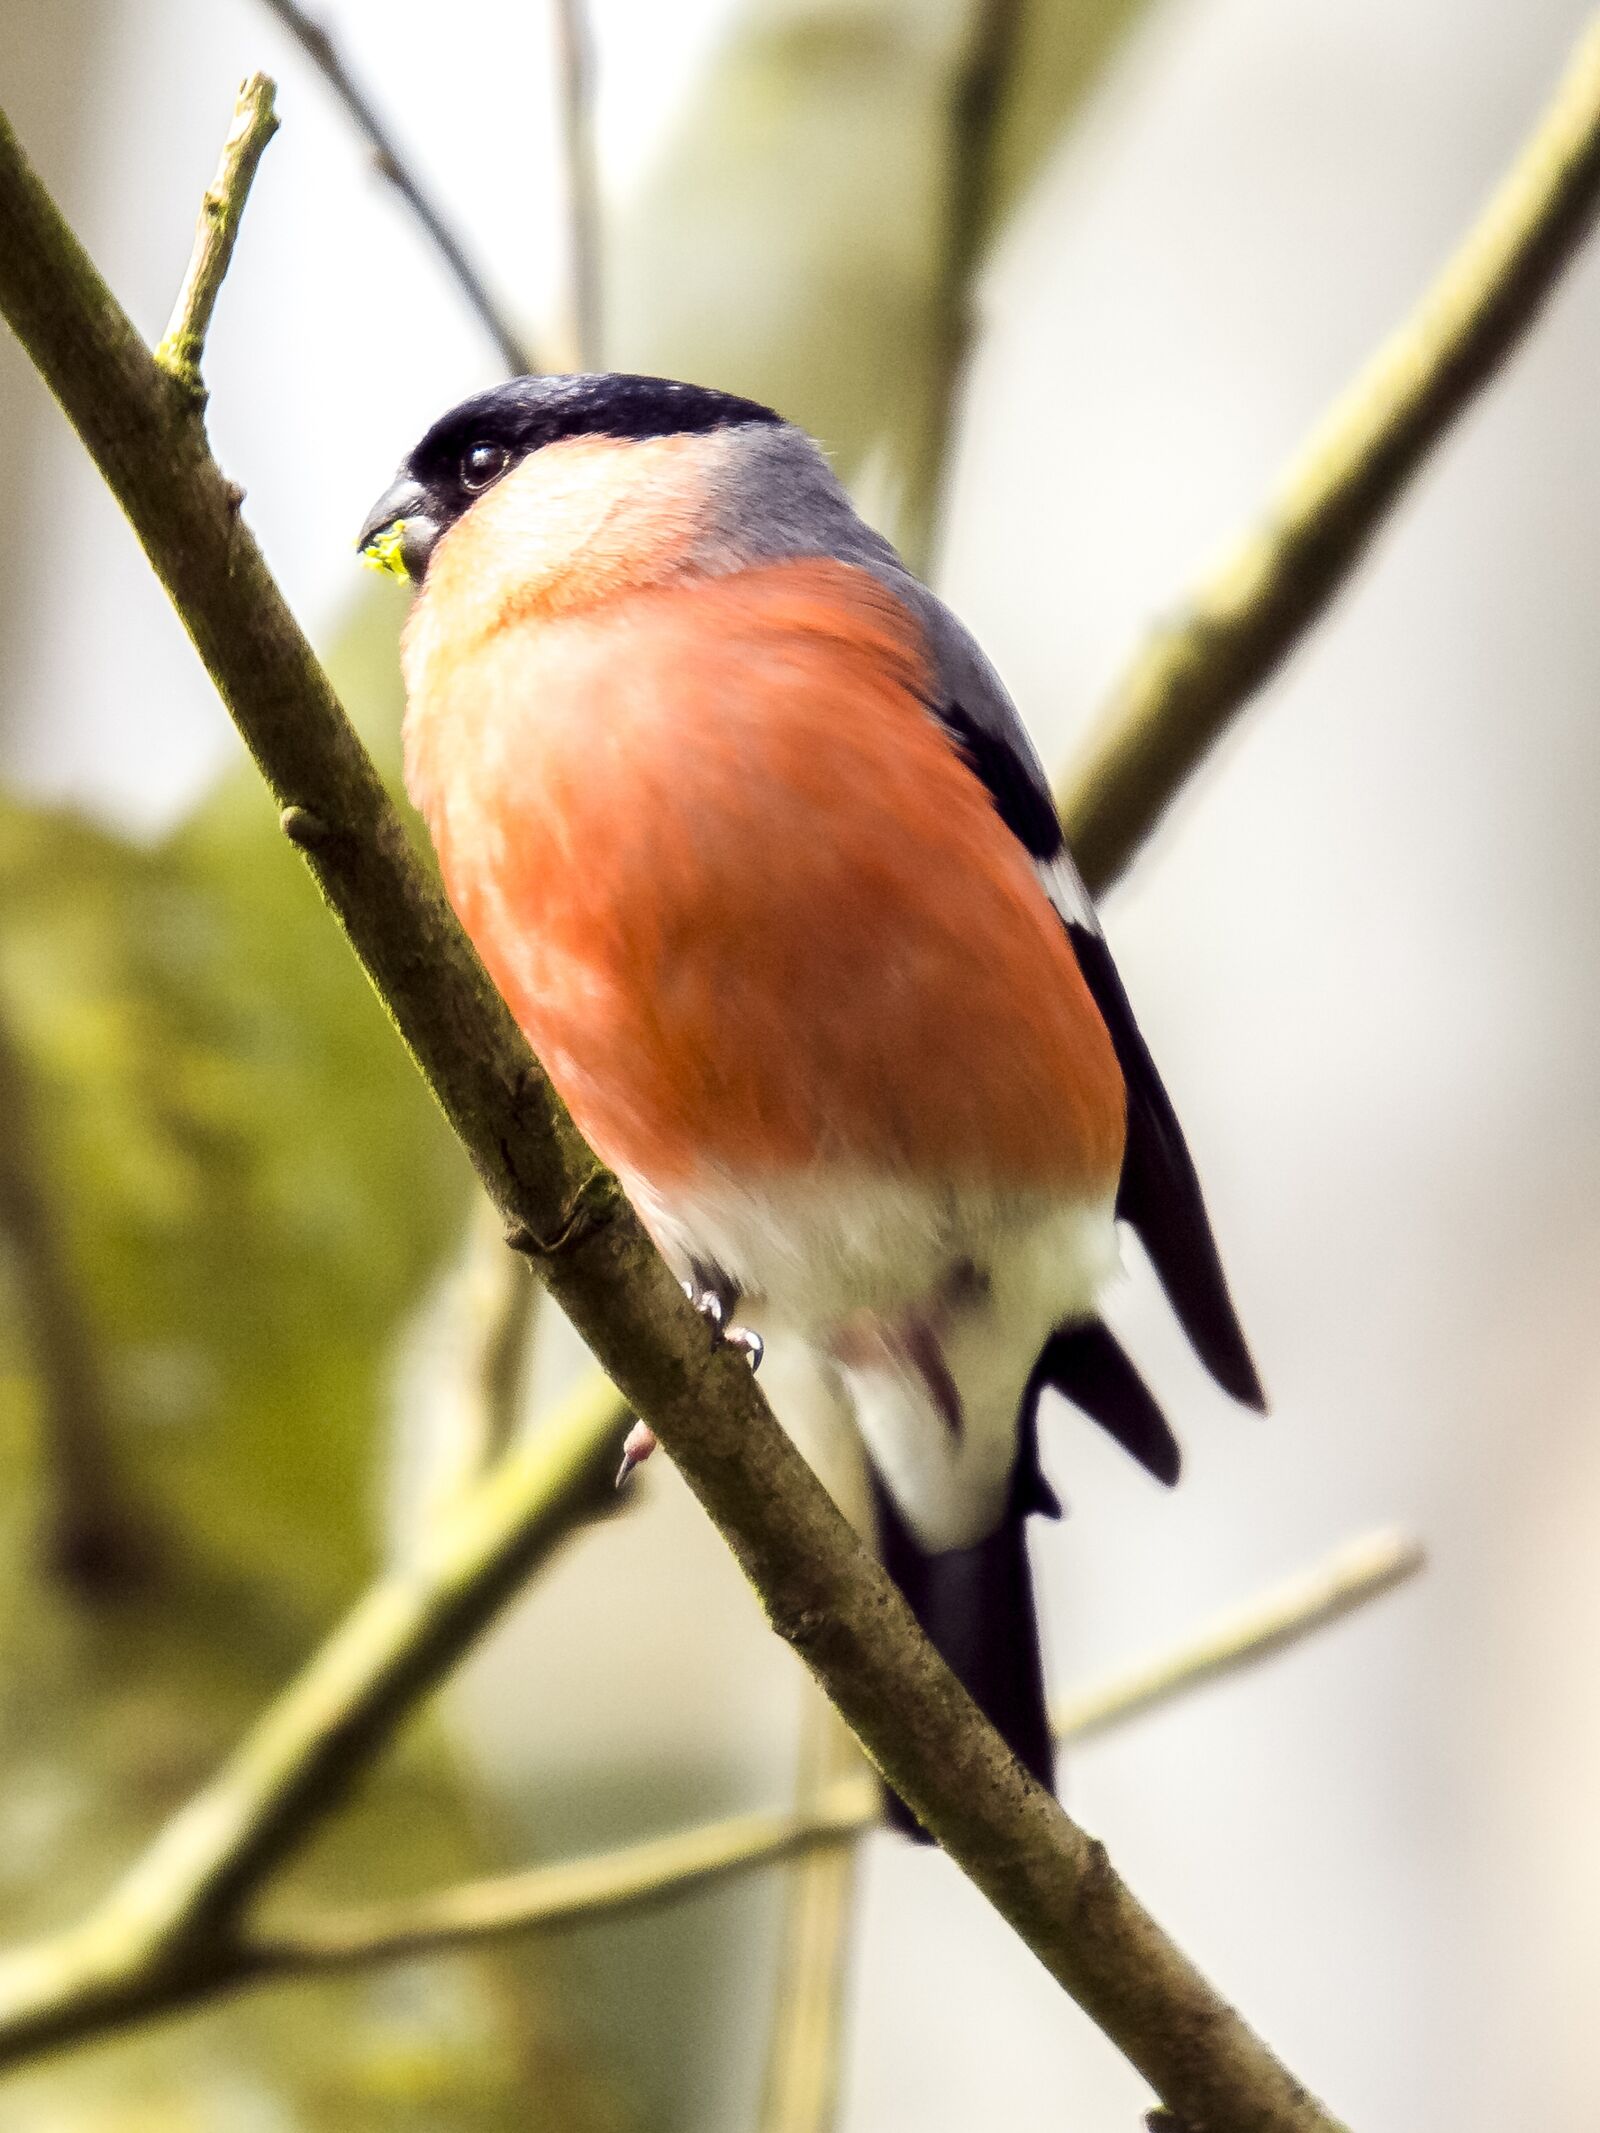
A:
[[460, 440, 509, 493]]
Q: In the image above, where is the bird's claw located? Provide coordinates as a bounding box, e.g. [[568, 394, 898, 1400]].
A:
[[615, 1288, 762, 1488], [615, 1418, 657, 1491], [723, 1324, 764, 1370], [682, 1279, 762, 1371]]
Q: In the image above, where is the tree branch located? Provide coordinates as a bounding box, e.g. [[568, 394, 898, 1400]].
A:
[[900, 0, 1025, 575], [1057, 1529, 1425, 1747], [0, 1525, 1417, 2050], [550, 0, 603, 372], [154, 72, 277, 395], [270, 1529, 1424, 1970], [0, 82, 1347, 2132], [1060, 12, 1600, 888], [757, 1697, 861, 2133], [753, 1374, 876, 2133], [258, 0, 536, 376], [0, 1372, 627, 2064]]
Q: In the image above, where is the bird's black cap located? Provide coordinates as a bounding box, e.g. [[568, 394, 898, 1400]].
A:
[[358, 372, 784, 580]]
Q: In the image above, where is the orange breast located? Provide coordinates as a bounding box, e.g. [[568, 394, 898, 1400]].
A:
[[404, 558, 1125, 1196]]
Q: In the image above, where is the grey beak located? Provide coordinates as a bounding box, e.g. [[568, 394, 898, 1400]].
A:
[[356, 475, 439, 580]]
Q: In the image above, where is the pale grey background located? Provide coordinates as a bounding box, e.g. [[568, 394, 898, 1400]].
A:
[[2, 1, 1597, 2127]]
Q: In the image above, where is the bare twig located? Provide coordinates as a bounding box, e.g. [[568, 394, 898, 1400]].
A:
[[5, 1524, 1414, 2026], [901, 0, 1024, 574], [1061, 12, 1600, 888], [1055, 1529, 1426, 1746], [0, 1373, 625, 2064], [155, 72, 278, 394], [258, 0, 535, 375], [0, 84, 1350, 2131], [0, 993, 155, 1592], [757, 1395, 875, 2133], [270, 1529, 1426, 1969], [756, 1699, 862, 2133], [550, 0, 603, 371], [434, 1198, 544, 1501]]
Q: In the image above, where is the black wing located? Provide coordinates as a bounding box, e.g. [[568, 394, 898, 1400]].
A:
[[933, 693, 1265, 1414], [1061, 923, 1265, 1410]]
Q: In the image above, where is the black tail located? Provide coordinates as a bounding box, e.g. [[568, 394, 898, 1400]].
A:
[[870, 1472, 1054, 1842], [1031, 1319, 1182, 1486]]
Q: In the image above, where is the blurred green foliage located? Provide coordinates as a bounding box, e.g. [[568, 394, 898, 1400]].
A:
[[0, 605, 626, 2128], [0, 1, 1154, 2124]]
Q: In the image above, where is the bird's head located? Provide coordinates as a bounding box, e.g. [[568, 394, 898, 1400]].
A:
[[357, 372, 786, 606]]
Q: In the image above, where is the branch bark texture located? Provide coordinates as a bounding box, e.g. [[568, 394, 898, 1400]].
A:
[[0, 78, 1345, 2133]]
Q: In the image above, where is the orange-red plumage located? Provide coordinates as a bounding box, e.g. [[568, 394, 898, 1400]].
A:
[[404, 552, 1125, 1199]]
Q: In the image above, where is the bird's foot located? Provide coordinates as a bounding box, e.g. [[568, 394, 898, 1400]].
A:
[[615, 1418, 657, 1490], [684, 1280, 764, 1373], [613, 1284, 763, 1490]]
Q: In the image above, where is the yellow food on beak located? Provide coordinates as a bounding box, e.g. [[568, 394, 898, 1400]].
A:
[[361, 521, 411, 580]]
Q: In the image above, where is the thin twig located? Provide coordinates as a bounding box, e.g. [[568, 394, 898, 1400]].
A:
[[0, 1372, 626, 2064], [437, 1197, 544, 1501], [1054, 1529, 1426, 1746], [550, 0, 603, 371], [756, 1699, 863, 2133], [216, 1530, 1431, 1999], [0, 1527, 1420, 2047], [0, 87, 1348, 2131], [1061, 12, 1600, 888], [269, 1529, 1426, 1969], [258, 0, 535, 376], [154, 72, 278, 394], [256, 1780, 876, 1980], [0, 992, 155, 1592], [900, 0, 1025, 575], [757, 1404, 875, 2133]]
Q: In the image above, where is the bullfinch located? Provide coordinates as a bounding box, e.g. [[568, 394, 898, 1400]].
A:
[[359, 373, 1264, 1836]]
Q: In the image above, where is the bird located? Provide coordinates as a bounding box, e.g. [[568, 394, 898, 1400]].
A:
[[359, 372, 1265, 1837]]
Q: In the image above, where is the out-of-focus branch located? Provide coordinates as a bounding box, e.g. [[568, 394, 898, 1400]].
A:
[[0, 83, 1347, 2133], [0, 1374, 625, 2066], [155, 73, 278, 393], [258, 0, 535, 375], [550, 0, 602, 371], [756, 1393, 875, 2133], [447, 1201, 543, 1491], [0, 994, 154, 1592], [756, 1698, 862, 2133], [760, 13, 1029, 2084], [900, 0, 1024, 575], [521, 16, 1600, 1478], [1061, 12, 1600, 888], [1056, 1529, 1425, 1746], [271, 1529, 1424, 1966], [0, 1524, 1410, 2041]]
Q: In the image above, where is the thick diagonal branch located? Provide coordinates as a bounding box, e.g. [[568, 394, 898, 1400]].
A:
[[0, 83, 1345, 2133]]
